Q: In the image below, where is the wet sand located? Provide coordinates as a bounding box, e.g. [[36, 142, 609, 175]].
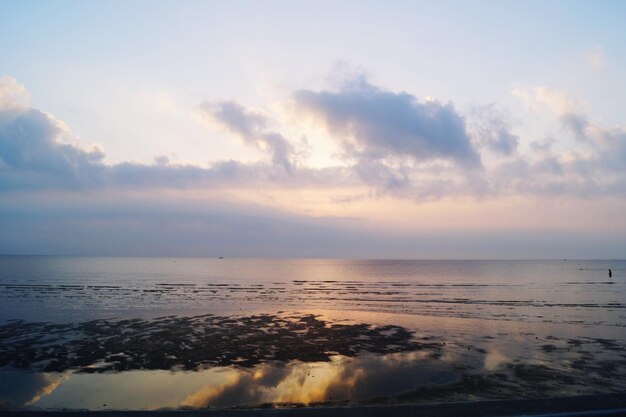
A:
[[0, 313, 429, 372], [3, 393, 626, 416], [1, 312, 626, 410]]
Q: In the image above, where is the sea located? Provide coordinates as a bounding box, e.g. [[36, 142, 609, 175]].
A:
[[0, 257, 625, 410]]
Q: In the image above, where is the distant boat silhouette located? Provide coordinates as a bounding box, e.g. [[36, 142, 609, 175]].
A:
[[219, 256, 224, 259]]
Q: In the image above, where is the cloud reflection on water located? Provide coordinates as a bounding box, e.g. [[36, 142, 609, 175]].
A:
[[0, 371, 62, 407], [17, 353, 456, 410], [182, 353, 457, 408]]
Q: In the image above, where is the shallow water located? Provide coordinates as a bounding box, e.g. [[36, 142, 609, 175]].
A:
[[1, 257, 624, 325], [0, 257, 625, 410]]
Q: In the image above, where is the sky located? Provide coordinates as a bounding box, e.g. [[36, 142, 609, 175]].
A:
[[1, 0, 625, 258]]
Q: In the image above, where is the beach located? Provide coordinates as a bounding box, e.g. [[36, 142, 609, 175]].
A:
[[1, 257, 625, 410]]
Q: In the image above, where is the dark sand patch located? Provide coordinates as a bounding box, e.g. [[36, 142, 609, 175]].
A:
[[0, 314, 438, 373]]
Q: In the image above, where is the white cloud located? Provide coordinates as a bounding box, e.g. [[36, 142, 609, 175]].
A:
[[533, 86, 581, 116], [0, 76, 30, 112]]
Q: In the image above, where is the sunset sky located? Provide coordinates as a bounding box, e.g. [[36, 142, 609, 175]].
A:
[[1, 0, 625, 258]]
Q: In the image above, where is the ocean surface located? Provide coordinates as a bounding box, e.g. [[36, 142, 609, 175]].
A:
[[1, 257, 625, 410], [1, 257, 625, 325]]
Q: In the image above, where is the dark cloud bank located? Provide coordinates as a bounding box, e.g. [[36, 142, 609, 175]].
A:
[[1, 192, 623, 258]]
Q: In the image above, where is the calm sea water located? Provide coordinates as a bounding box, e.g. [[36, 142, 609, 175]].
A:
[[0, 257, 624, 326], [1, 257, 625, 410]]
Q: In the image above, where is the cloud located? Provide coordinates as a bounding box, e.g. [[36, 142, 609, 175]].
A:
[[530, 138, 557, 154], [527, 86, 591, 141], [2, 74, 626, 205], [533, 86, 579, 115], [293, 75, 482, 168], [198, 100, 295, 172], [0, 79, 325, 192], [468, 105, 519, 156], [2, 74, 626, 257], [0, 106, 106, 191], [4, 75, 466, 198], [352, 158, 410, 190], [498, 85, 626, 198], [0, 76, 30, 111], [559, 112, 589, 141], [529, 86, 626, 169]]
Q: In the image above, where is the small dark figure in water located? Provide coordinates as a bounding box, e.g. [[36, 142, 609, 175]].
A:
[[609, 269, 612, 278]]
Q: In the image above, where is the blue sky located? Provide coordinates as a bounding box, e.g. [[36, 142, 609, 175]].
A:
[[1, 0, 625, 257]]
